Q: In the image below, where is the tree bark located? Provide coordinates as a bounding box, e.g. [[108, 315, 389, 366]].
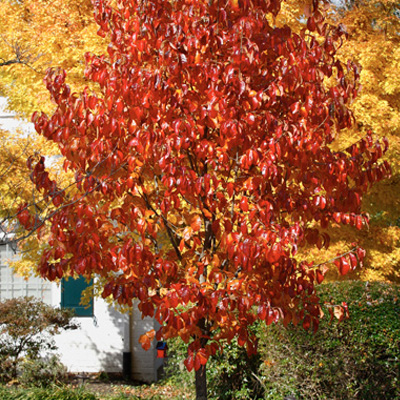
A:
[[195, 363, 207, 400]]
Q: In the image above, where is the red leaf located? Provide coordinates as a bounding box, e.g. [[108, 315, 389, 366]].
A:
[[266, 309, 275, 325], [355, 215, 363, 230], [227, 182, 234, 197], [316, 269, 325, 284], [339, 257, 350, 275], [196, 349, 208, 366], [184, 354, 194, 372], [18, 208, 30, 226], [356, 247, 366, 261], [268, 243, 282, 264], [194, 353, 201, 371], [332, 212, 341, 223], [76, 220, 85, 234], [303, 315, 311, 330], [258, 304, 267, 320], [349, 252, 358, 269], [240, 197, 248, 212]]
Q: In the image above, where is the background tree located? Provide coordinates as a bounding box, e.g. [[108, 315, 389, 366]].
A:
[[0, 0, 106, 276], [303, 0, 400, 283], [13, 0, 390, 398], [0, 127, 71, 275], [0, 0, 106, 118]]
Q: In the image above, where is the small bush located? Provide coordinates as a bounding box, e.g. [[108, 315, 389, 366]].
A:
[[0, 355, 15, 383], [206, 339, 264, 400], [0, 296, 77, 383], [165, 331, 264, 399], [19, 355, 68, 387], [163, 337, 194, 390]]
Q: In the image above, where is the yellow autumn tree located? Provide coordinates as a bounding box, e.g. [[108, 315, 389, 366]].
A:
[[0, 128, 49, 274], [0, 0, 106, 118], [263, 0, 399, 283], [315, 0, 400, 283], [0, 0, 106, 276]]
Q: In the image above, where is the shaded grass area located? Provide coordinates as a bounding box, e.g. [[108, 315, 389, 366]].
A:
[[0, 381, 193, 400]]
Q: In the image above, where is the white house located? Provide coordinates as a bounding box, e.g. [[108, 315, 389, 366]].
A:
[[0, 241, 164, 382]]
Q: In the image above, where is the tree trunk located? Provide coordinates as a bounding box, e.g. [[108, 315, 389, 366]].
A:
[[195, 363, 207, 400]]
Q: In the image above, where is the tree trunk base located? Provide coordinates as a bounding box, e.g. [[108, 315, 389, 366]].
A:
[[195, 364, 207, 400]]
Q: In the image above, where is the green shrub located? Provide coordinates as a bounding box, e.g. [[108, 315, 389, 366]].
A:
[[163, 337, 194, 391], [0, 355, 15, 383], [258, 281, 400, 400], [165, 330, 264, 399], [166, 281, 400, 400], [0, 296, 77, 383], [19, 355, 68, 387], [206, 339, 264, 400], [0, 385, 147, 400]]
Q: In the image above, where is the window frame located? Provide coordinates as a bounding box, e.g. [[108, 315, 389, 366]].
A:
[[60, 276, 94, 317]]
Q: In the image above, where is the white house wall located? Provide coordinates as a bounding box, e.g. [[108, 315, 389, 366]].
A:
[[130, 302, 164, 383], [51, 283, 128, 373], [0, 244, 126, 374]]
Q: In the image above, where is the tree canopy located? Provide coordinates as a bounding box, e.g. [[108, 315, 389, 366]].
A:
[[0, 0, 106, 118], [324, 0, 400, 282], [16, 0, 389, 385], [0, 0, 393, 398]]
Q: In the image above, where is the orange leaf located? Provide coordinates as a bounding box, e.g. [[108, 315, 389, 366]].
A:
[[203, 208, 213, 219], [183, 226, 193, 241], [189, 214, 202, 232], [139, 329, 155, 351], [196, 349, 209, 366]]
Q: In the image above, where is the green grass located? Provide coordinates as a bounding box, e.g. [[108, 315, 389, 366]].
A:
[[0, 385, 144, 400], [0, 385, 97, 400]]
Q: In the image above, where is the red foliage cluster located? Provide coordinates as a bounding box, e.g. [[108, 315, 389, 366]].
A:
[[19, 0, 389, 370]]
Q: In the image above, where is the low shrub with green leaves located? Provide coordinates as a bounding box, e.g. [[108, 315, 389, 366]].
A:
[[259, 281, 400, 400], [0, 296, 77, 384], [165, 281, 400, 400], [18, 355, 68, 388], [165, 333, 264, 399]]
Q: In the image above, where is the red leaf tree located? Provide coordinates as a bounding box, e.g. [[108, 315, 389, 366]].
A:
[[19, 0, 389, 398]]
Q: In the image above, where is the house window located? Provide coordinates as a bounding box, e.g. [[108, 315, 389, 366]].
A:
[[61, 276, 93, 317], [0, 243, 52, 303]]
